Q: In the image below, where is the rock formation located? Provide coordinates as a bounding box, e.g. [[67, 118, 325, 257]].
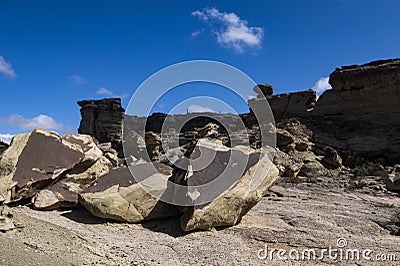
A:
[[1, 57, 399, 235], [76, 59, 399, 166], [311, 59, 400, 163], [0, 125, 280, 232], [253, 84, 274, 98], [247, 89, 316, 124], [314, 59, 400, 125], [77, 98, 124, 151]]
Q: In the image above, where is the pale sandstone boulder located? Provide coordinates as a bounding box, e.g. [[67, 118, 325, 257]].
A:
[[79, 163, 179, 222], [180, 139, 279, 231]]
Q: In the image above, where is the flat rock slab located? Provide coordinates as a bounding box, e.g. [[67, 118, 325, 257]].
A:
[[12, 130, 84, 200], [32, 156, 112, 210]]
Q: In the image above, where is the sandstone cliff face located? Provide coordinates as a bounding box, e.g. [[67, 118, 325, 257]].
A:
[[268, 90, 316, 121], [76, 59, 400, 165], [124, 113, 242, 134], [314, 59, 400, 125], [247, 89, 316, 124], [310, 59, 400, 163], [77, 98, 124, 150]]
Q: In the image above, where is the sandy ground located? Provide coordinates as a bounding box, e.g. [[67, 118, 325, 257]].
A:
[[1, 182, 400, 265]]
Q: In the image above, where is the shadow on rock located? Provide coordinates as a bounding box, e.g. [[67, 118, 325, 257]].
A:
[[61, 206, 106, 224]]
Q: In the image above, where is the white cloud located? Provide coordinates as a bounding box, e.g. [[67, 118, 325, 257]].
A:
[[69, 75, 85, 85], [311, 77, 332, 95], [0, 114, 65, 131], [0, 133, 14, 144], [113, 93, 129, 99], [192, 7, 263, 53], [191, 29, 203, 39], [0, 55, 17, 79], [187, 105, 214, 113], [95, 87, 129, 100], [96, 87, 113, 96]]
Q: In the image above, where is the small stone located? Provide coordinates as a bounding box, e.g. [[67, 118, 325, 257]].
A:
[[295, 142, 309, 152], [322, 147, 342, 169]]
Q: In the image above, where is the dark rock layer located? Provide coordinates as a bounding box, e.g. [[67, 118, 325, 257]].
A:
[[77, 98, 124, 150], [310, 58, 400, 163]]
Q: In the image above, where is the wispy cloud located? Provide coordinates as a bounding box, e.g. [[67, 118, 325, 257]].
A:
[[95, 86, 129, 99], [0, 55, 17, 79], [69, 75, 85, 85], [191, 7, 263, 53], [114, 93, 129, 99], [0, 133, 14, 144], [187, 105, 214, 113], [96, 87, 114, 96], [0, 114, 65, 131], [191, 29, 204, 39], [312, 77, 332, 95]]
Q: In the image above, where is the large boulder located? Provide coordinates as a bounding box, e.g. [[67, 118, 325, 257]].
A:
[[276, 128, 294, 147], [79, 163, 179, 222], [0, 128, 103, 203], [322, 147, 343, 169], [0, 132, 31, 203], [179, 139, 279, 231]]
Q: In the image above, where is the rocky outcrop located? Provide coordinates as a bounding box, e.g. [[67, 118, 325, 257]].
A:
[[124, 112, 242, 135], [314, 59, 400, 125], [78, 98, 124, 150], [248, 89, 316, 124], [253, 84, 274, 98], [179, 139, 279, 231], [311, 59, 400, 163], [75, 59, 399, 165], [268, 90, 316, 121]]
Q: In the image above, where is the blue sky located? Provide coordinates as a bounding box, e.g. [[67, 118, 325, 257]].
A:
[[0, 0, 399, 142]]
